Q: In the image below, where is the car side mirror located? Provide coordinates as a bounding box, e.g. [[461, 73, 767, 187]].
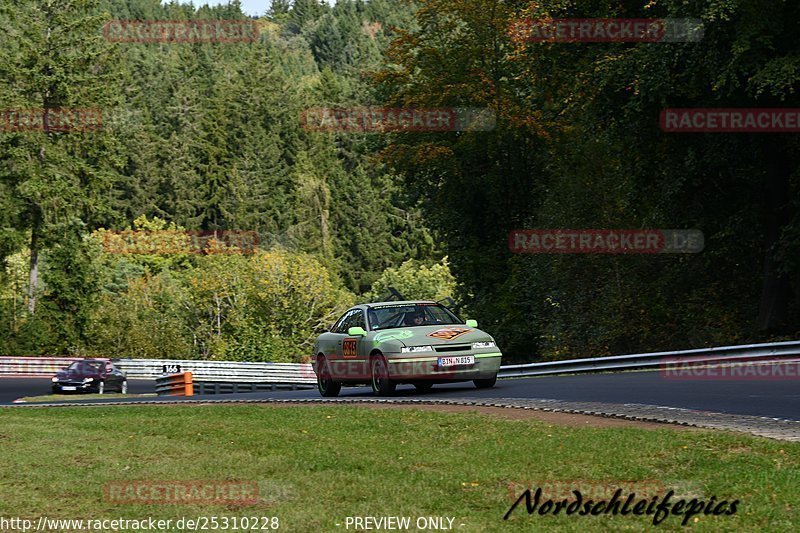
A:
[[466, 319, 478, 328], [348, 327, 367, 337]]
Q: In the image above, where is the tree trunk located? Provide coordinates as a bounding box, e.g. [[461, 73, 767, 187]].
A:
[[27, 211, 41, 315]]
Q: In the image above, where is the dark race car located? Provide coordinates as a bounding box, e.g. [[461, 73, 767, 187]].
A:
[[51, 359, 128, 394]]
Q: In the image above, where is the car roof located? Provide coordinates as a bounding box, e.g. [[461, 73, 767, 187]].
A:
[[363, 301, 437, 308]]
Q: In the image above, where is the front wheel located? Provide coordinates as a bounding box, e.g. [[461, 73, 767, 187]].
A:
[[317, 357, 341, 398], [473, 375, 497, 389], [371, 356, 396, 396], [97, 381, 105, 395]]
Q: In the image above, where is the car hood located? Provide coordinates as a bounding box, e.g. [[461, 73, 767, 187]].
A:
[[54, 371, 104, 380], [369, 325, 492, 348]]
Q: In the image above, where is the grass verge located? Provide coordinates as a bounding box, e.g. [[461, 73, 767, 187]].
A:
[[0, 405, 797, 532]]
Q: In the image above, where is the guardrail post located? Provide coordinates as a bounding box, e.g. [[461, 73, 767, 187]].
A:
[[155, 372, 193, 397], [184, 372, 194, 396]]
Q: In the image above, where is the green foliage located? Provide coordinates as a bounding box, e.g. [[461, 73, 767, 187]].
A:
[[0, 0, 125, 351], [222, 249, 355, 361], [0, 0, 125, 237], [377, 0, 800, 360], [84, 248, 354, 362], [12, 0, 795, 363], [87, 271, 194, 359], [365, 257, 456, 303], [0, 0, 429, 358]]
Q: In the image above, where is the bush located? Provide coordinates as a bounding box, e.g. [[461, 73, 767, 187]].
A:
[[365, 257, 456, 303], [85, 247, 354, 362]]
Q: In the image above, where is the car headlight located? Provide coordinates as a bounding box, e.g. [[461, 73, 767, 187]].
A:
[[51, 377, 59, 383], [83, 377, 95, 383], [472, 341, 496, 349], [401, 346, 433, 353]]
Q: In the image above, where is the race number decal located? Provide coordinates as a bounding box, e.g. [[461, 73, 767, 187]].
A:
[[343, 338, 358, 358], [162, 364, 181, 374], [427, 327, 472, 341]]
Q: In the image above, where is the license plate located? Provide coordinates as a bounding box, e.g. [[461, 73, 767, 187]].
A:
[[61, 386, 77, 391], [438, 355, 475, 367]]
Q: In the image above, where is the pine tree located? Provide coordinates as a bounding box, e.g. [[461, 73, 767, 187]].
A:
[[0, 0, 124, 317]]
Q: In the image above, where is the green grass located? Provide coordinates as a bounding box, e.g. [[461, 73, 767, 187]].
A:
[[15, 393, 156, 403], [0, 405, 797, 532]]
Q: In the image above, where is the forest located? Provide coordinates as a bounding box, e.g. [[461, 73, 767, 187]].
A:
[[0, 0, 798, 363]]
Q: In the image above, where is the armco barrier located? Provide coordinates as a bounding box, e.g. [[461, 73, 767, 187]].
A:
[[0, 357, 316, 384], [0, 356, 87, 377], [155, 372, 194, 397], [497, 339, 800, 378], [115, 359, 317, 385]]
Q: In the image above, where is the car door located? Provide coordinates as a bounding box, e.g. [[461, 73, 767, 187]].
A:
[[326, 309, 355, 379], [316, 311, 347, 364], [342, 309, 368, 380], [110, 363, 125, 390], [104, 361, 121, 390]]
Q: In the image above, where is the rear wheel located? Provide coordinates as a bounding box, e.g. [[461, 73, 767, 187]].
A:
[[316, 357, 341, 398], [473, 375, 497, 389], [371, 356, 396, 396], [120, 380, 128, 394]]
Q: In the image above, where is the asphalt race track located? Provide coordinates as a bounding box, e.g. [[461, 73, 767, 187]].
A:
[[2, 364, 799, 421], [0, 378, 156, 403]]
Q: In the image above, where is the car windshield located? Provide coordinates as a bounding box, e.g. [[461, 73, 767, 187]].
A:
[[66, 361, 103, 374], [369, 304, 463, 331]]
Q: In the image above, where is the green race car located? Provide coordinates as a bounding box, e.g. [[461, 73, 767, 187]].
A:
[[312, 301, 502, 397]]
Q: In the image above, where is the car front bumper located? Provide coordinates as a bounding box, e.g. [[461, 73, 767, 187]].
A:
[[386, 352, 502, 381], [52, 381, 101, 393]]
